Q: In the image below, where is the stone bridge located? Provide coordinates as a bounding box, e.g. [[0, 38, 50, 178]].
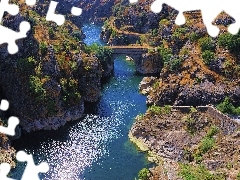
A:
[[106, 46, 163, 74]]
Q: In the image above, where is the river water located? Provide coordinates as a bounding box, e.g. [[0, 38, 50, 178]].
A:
[[11, 24, 150, 180]]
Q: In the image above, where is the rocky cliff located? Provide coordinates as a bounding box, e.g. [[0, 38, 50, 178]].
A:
[[102, 1, 240, 107], [130, 106, 240, 180], [0, 1, 111, 132], [0, 119, 16, 168]]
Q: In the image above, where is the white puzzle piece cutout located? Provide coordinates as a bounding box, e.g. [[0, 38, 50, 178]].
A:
[[0, 163, 15, 180], [0, 0, 32, 54], [130, 0, 240, 37], [71, 6, 82, 16], [46, 1, 65, 25], [0, 100, 19, 136], [16, 151, 49, 180], [25, 0, 37, 6], [0, 116, 19, 136], [0, 99, 9, 111]]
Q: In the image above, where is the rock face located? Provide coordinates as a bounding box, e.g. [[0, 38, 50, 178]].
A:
[[146, 78, 240, 106], [78, 56, 102, 102], [0, 3, 103, 132], [0, 120, 16, 168], [129, 106, 240, 179], [78, 0, 115, 23], [136, 52, 163, 74], [139, 76, 157, 95]]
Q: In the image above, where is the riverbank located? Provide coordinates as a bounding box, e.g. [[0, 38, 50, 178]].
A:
[[10, 24, 150, 179], [129, 105, 240, 179]]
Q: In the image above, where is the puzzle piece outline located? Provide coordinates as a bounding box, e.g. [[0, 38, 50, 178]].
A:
[[46, 0, 83, 25], [0, 0, 34, 54], [0, 100, 19, 136], [130, 0, 240, 37], [0, 163, 15, 180], [16, 151, 49, 180]]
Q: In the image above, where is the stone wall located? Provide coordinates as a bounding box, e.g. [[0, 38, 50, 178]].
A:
[[171, 105, 239, 134]]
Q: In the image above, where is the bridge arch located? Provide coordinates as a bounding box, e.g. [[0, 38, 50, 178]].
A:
[[107, 46, 163, 74]]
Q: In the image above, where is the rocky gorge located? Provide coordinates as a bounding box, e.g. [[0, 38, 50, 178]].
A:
[[129, 105, 240, 179], [0, 0, 114, 166], [1, 0, 240, 179]]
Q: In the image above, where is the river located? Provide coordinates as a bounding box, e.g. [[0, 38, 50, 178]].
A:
[[11, 23, 151, 180]]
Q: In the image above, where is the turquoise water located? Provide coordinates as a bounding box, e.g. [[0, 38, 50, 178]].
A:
[[11, 24, 150, 180]]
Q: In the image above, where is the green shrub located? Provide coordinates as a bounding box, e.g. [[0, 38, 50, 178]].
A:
[[194, 77, 202, 84], [151, 28, 158, 37], [110, 28, 118, 38], [159, 19, 170, 26], [217, 97, 240, 115], [193, 127, 218, 162], [18, 56, 37, 70], [148, 105, 171, 115], [189, 32, 200, 42], [199, 37, 215, 52], [60, 77, 81, 107], [157, 45, 173, 63], [218, 33, 240, 53], [179, 163, 224, 180], [163, 105, 171, 114], [103, 19, 110, 28], [199, 136, 215, 154], [172, 27, 187, 39], [140, 35, 148, 45], [206, 126, 218, 138], [237, 172, 240, 180], [138, 168, 149, 180], [153, 81, 159, 89], [29, 75, 47, 101], [202, 50, 215, 65], [85, 43, 113, 70], [148, 105, 162, 115], [148, 48, 155, 54], [190, 107, 197, 113], [48, 27, 54, 38], [168, 58, 183, 71], [39, 42, 48, 55]]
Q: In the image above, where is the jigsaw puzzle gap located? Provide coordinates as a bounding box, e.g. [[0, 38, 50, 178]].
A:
[[0, 163, 15, 180], [71, 6, 82, 16], [46, 1, 65, 26], [0, 99, 9, 111], [16, 151, 49, 180]]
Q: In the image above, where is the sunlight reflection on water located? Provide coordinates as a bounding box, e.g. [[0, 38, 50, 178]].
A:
[[11, 24, 149, 180]]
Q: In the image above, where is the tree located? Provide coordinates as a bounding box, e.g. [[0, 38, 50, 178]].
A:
[[202, 50, 215, 65], [138, 168, 149, 180], [199, 37, 215, 52]]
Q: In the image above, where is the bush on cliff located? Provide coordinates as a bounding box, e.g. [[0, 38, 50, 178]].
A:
[[157, 45, 173, 63], [168, 57, 183, 71], [148, 105, 171, 115], [202, 50, 215, 65], [85, 43, 113, 70], [217, 97, 240, 115], [60, 78, 81, 107], [18, 56, 37, 71], [199, 37, 215, 52], [137, 168, 149, 180], [29, 75, 47, 102], [218, 32, 240, 53], [179, 163, 224, 180]]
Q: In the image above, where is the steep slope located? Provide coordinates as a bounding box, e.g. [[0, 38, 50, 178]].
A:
[[0, 0, 112, 132]]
